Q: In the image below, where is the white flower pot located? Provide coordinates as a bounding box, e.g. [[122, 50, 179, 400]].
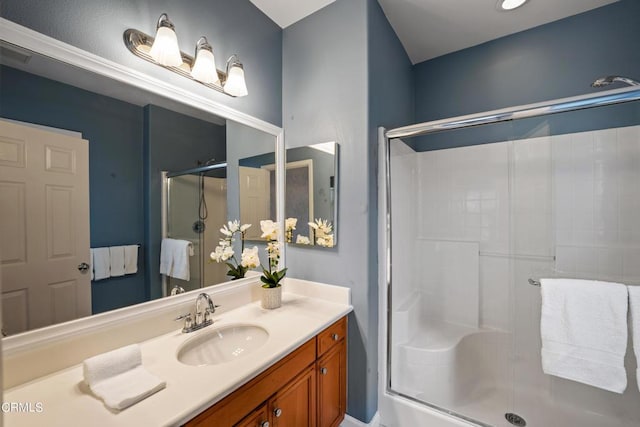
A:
[[261, 286, 282, 309]]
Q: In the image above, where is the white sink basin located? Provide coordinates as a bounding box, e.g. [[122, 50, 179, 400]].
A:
[[177, 324, 269, 366]]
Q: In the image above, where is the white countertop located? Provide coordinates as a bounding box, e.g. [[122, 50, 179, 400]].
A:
[[4, 288, 352, 427]]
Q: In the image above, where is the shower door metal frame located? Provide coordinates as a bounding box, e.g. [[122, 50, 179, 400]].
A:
[[381, 86, 640, 425]]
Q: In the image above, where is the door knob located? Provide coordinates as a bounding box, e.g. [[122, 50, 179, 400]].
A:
[[78, 262, 90, 273], [332, 333, 339, 341], [260, 422, 269, 427], [320, 367, 328, 375], [273, 408, 282, 417]]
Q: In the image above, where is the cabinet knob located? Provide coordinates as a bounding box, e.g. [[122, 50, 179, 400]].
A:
[[320, 367, 328, 375], [332, 333, 339, 341], [273, 408, 282, 418], [260, 422, 270, 427]]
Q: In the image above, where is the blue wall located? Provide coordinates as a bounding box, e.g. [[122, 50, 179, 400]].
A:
[[144, 105, 226, 300], [1, 0, 283, 126], [283, 0, 413, 422], [411, 0, 640, 151]]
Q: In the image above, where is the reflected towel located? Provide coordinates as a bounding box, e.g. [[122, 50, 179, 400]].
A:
[[83, 344, 166, 411], [628, 286, 640, 391], [92, 248, 110, 281], [540, 278, 628, 393], [109, 246, 125, 277], [160, 238, 193, 281], [124, 245, 138, 275]]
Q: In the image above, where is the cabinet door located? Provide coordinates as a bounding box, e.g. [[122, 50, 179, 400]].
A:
[[271, 366, 316, 427], [317, 341, 346, 427], [236, 404, 270, 427]]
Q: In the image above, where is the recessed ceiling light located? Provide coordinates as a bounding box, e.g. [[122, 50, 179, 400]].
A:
[[498, 0, 528, 11]]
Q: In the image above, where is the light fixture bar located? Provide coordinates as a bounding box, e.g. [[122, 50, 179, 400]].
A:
[[123, 28, 235, 96]]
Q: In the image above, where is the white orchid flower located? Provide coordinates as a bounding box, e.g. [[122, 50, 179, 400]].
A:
[[240, 223, 251, 232], [296, 235, 311, 245], [240, 246, 260, 268], [260, 220, 279, 240], [285, 217, 297, 231], [228, 220, 240, 233], [220, 225, 233, 236], [267, 241, 281, 259]]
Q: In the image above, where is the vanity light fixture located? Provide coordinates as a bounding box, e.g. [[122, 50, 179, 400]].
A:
[[191, 37, 220, 85], [123, 13, 247, 97], [224, 55, 248, 97], [498, 0, 528, 11], [148, 13, 182, 67]]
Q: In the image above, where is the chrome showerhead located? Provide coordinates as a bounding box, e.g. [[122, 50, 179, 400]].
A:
[[591, 75, 640, 88]]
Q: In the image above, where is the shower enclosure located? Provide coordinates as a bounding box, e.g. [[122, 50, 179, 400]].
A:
[[381, 87, 640, 426], [163, 163, 228, 295]]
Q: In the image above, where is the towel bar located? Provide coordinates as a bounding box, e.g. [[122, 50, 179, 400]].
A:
[[528, 278, 541, 287]]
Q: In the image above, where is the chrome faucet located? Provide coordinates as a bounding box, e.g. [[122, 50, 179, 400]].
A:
[[175, 292, 220, 333]]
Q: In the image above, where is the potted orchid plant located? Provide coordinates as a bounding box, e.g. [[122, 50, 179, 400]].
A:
[[210, 220, 257, 280], [259, 219, 288, 309]]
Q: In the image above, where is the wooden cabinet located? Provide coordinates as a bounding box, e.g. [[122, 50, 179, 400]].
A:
[[316, 318, 347, 427], [271, 366, 316, 427], [185, 316, 347, 427]]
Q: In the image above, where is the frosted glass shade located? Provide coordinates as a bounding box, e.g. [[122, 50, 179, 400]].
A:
[[191, 48, 220, 84], [224, 64, 248, 97], [149, 26, 182, 67]]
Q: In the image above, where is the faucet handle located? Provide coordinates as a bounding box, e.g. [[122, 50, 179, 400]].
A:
[[175, 313, 193, 332]]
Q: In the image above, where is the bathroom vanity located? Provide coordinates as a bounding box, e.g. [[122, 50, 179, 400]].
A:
[[187, 316, 346, 427], [3, 279, 351, 427]]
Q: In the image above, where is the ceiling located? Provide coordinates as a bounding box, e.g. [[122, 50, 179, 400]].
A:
[[250, 0, 618, 64]]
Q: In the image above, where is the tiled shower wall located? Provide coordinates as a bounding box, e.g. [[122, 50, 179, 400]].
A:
[[392, 124, 640, 334]]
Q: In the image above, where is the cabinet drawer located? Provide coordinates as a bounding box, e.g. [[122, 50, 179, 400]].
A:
[[317, 317, 346, 357]]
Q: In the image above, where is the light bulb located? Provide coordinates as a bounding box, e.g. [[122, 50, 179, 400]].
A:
[[191, 38, 220, 85], [224, 58, 248, 97], [499, 0, 528, 10], [149, 14, 182, 67]]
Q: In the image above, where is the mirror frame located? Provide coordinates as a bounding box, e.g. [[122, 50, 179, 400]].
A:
[[0, 18, 285, 353]]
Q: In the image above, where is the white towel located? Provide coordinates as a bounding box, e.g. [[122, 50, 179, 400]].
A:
[[628, 285, 640, 391], [109, 246, 125, 277], [124, 245, 138, 274], [92, 248, 110, 281], [83, 344, 166, 411], [160, 238, 193, 281], [540, 278, 628, 393]]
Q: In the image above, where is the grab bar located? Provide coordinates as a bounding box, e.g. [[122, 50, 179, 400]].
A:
[[528, 279, 541, 287]]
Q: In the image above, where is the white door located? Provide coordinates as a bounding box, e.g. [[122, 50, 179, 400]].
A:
[[239, 166, 270, 240], [0, 120, 91, 335]]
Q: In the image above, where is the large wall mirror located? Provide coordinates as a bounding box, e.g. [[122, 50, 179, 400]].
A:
[[0, 36, 281, 337]]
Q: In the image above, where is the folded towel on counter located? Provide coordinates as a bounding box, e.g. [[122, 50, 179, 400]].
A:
[[540, 278, 628, 393], [123, 245, 138, 275], [160, 238, 193, 281], [628, 286, 640, 391], [109, 246, 125, 277], [92, 248, 110, 281], [83, 344, 166, 411]]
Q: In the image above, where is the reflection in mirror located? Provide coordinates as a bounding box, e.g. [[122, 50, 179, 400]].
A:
[[165, 162, 228, 295], [285, 142, 338, 248], [0, 42, 278, 336], [237, 150, 277, 241]]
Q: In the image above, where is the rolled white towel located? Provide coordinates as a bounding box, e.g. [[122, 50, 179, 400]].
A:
[[83, 344, 166, 411]]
